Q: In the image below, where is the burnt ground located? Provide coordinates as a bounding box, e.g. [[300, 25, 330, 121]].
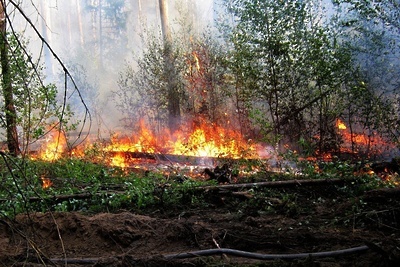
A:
[[1, 181, 399, 267]]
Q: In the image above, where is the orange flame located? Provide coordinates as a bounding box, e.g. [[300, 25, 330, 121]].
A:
[[34, 119, 257, 168], [110, 152, 127, 168], [37, 127, 67, 161], [193, 51, 201, 71], [41, 176, 53, 189], [104, 120, 158, 154], [171, 123, 254, 158], [336, 119, 347, 130], [335, 119, 392, 156]]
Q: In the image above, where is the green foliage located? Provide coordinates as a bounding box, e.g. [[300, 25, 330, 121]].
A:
[[113, 0, 399, 157], [114, 15, 232, 129], [331, 0, 400, 144], [0, 152, 394, 221], [114, 32, 180, 127], [224, 0, 357, 154], [0, 33, 75, 150], [0, 156, 213, 217]]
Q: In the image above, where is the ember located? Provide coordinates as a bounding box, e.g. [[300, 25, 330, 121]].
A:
[[41, 176, 53, 189]]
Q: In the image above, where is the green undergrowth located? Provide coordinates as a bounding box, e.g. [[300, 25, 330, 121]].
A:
[[0, 157, 214, 217], [0, 156, 395, 218]]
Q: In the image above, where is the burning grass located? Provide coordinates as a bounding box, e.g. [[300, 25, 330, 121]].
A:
[[31, 117, 398, 171], [31, 119, 260, 168]]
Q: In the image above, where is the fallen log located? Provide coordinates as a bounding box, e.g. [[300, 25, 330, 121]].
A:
[[363, 187, 400, 200], [199, 177, 356, 191]]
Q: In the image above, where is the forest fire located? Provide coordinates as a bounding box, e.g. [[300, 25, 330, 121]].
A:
[[32, 118, 396, 166], [335, 118, 391, 157], [336, 119, 347, 130], [33, 120, 258, 169], [102, 120, 258, 168], [30, 117, 398, 187], [35, 127, 68, 161]]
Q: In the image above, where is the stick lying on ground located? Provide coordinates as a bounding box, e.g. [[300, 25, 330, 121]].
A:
[[199, 177, 353, 190], [163, 245, 370, 260], [48, 245, 370, 264]]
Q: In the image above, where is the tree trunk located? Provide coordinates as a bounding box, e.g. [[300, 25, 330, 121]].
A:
[[0, 1, 19, 156], [159, 0, 172, 44], [159, 0, 180, 131], [98, 0, 103, 67], [76, 0, 85, 47]]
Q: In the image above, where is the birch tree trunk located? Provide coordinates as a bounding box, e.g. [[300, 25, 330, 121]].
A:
[[0, 1, 19, 156], [159, 0, 181, 131]]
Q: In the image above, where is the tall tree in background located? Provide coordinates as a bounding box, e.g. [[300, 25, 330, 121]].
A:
[[85, 0, 128, 69], [0, 1, 91, 157], [159, 0, 181, 130], [0, 1, 19, 156]]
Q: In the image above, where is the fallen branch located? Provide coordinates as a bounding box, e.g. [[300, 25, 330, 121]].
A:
[[364, 187, 400, 200], [47, 245, 370, 264], [0, 191, 115, 205], [163, 245, 370, 260], [199, 177, 355, 191], [0, 178, 358, 205]]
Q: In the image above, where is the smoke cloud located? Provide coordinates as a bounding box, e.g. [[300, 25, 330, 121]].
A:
[[11, 0, 218, 136]]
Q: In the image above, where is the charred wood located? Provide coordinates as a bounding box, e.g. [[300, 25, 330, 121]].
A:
[[204, 164, 232, 184], [371, 159, 400, 174]]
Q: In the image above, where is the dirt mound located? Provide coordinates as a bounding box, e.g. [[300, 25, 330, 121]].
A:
[[1, 186, 400, 266]]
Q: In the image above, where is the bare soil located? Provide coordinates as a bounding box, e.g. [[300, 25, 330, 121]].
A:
[[1, 183, 399, 266]]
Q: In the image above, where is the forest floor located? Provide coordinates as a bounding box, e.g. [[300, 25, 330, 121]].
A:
[[1, 177, 400, 267]]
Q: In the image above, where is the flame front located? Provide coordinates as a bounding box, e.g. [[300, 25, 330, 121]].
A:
[[35, 119, 256, 168], [335, 118, 391, 156]]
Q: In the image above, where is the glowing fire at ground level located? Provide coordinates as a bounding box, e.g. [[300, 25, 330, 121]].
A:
[[32, 120, 260, 167], [30, 118, 399, 189], [32, 118, 398, 165]]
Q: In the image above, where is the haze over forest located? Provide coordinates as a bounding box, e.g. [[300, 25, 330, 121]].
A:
[[11, 0, 219, 135], [3, 0, 399, 157]]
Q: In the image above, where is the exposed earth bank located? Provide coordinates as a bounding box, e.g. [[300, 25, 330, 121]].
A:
[[1, 183, 399, 266]]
